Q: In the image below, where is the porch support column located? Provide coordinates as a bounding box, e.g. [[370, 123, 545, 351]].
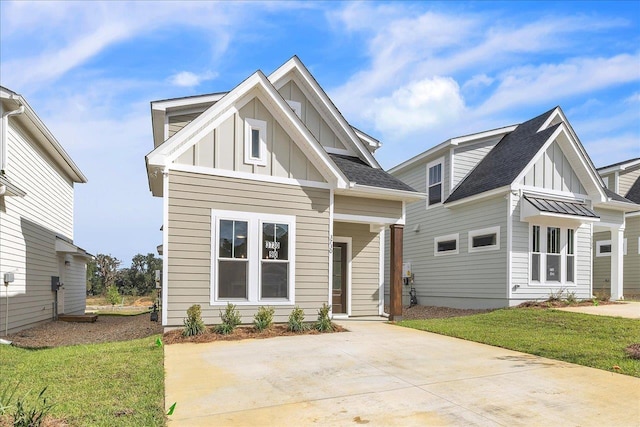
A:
[[389, 224, 403, 321], [610, 226, 625, 301]]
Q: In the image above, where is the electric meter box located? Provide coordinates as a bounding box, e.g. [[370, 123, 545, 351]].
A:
[[3, 272, 15, 284], [402, 263, 412, 279]]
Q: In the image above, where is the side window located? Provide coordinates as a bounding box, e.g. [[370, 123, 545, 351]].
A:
[[244, 118, 267, 166], [434, 233, 459, 256], [426, 157, 444, 207], [468, 226, 500, 253]]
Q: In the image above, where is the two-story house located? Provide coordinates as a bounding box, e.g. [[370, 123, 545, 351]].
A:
[[146, 57, 422, 326], [388, 107, 638, 309], [0, 86, 89, 335]]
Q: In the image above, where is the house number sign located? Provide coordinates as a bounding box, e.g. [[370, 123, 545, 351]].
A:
[[265, 240, 281, 259]]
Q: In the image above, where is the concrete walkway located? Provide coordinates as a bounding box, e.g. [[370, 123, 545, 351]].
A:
[[556, 301, 640, 319], [165, 320, 640, 426]]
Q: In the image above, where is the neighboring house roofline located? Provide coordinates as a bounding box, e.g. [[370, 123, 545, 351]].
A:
[[0, 86, 87, 183], [146, 69, 351, 195], [351, 126, 381, 153], [597, 157, 640, 173], [388, 124, 517, 175], [151, 91, 228, 110], [268, 55, 381, 169]]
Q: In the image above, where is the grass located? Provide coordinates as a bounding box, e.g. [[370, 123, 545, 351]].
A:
[[399, 308, 640, 377], [0, 336, 165, 426]]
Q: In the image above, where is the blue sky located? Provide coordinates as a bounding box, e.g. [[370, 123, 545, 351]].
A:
[[1, 1, 639, 266]]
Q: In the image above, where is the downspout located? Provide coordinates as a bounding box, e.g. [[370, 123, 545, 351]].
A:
[[1, 101, 25, 173]]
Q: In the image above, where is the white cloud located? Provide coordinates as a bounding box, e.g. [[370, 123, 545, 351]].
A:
[[169, 71, 218, 87], [370, 76, 465, 135]]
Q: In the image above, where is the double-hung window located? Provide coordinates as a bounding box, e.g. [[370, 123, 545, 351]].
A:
[[530, 225, 576, 285], [427, 157, 444, 207], [212, 210, 295, 305]]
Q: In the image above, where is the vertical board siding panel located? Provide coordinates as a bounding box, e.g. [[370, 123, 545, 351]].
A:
[[196, 131, 215, 168], [165, 170, 330, 326], [217, 115, 235, 171], [272, 122, 291, 178]]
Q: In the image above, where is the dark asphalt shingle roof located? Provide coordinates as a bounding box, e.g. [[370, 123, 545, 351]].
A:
[[446, 107, 558, 203], [329, 153, 417, 192], [524, 195, 599, 218], [597, 157, 640, 171], [603, 187, 636, 204], [624, 176, 640, 204]]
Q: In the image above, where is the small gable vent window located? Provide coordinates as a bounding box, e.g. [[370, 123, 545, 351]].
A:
[[244, 118, 267, 166], [435, 233, 459, 256], [468, 226, 500, 253], [426, 157, 444, 207]]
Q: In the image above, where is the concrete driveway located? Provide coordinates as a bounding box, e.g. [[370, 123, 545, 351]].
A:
[[165, 320, 640, 426], [556, 301, 640, 319]]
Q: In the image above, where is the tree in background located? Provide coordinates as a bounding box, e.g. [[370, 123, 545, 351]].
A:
[[87, 253, 161, 297], [86, 254, 121, 296]]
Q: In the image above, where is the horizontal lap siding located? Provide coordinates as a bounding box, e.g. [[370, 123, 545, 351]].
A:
[[619, 167, 640, 197], [0, 123, 81, 334], [334, 222, 380, 316], [334, 195, 402, 220], [166, 170, 330, 325], [624, 217, 640, 297], [453, 138, 499, 188]]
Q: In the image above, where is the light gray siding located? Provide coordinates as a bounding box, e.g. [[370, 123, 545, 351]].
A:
[[623, 216, 640, 298], [166, 169, 330, 326], [388, 162, 508, 309], [521, 142, 585, 194], [334, 222, 380, 316], [0, 122, 85, 334], [619, 166, 640, 197], [334, 195, 402, 220], [168, 112, 201, 139], [452, 137, 500, 188]]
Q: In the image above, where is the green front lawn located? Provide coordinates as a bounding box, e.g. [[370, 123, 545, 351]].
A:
[[0, 336, 164, 426], [399, 308, 640, 377]]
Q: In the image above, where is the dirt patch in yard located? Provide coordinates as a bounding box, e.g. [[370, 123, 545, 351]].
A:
[[6, 313, 163, 349]]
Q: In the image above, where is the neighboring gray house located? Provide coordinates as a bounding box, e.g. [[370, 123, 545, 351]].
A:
[[145, 57, 422, 326], [0, 86, 89, 335], [388, 107, 638, 309], [595, 158, 640, 299]]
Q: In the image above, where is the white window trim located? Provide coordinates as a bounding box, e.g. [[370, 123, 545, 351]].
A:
[[210, 209, 296, 305], [434, 233, 459, 256], [529, 224, 577, 286], [426, 156, 444, 209], [624, 238, 627, 256], [286, 100, 302, 118], [468, 226, 501, 253], [596, 240, 612, 257], [244, 118, 267, 166]]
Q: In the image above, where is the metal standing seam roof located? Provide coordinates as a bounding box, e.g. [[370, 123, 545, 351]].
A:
[[328, 153, 417, 192], [523, 195, 599, 218]]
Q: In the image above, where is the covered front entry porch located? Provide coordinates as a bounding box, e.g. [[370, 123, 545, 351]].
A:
[[331, 220, 404, 321], [593, 222, 626, 300]]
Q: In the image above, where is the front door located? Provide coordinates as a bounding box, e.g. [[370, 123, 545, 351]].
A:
[[332, 242, 347, 314]]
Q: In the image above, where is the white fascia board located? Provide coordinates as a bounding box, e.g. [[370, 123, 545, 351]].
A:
[[151, 92, 227, 112], [268, 56, 380, 169], [388, 139, 452, 175], [536, 107, 562, 132], [2, 90, 87, 183], [598, 159, 640, 174], [449, 125, 517, 145], [336, 184, 425, 202], [594, 199, 640, 212], [352, 127, 381, 150], [444, 185, 511, 208]]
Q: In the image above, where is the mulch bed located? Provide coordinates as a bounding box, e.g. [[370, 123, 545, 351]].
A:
[[163, 323, 347, 344]]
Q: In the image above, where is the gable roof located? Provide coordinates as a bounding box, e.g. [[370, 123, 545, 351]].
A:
[[446, 108, 559, 203], [1, 86, 87, 183], [625, 176, 640, 204], [597, 157, 640, 173], [329, 154, 416, 192]]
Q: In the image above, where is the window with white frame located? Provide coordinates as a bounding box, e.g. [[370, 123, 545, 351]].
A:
[[244, 118, 267, 166], [426, 157, 444, 207], [468, 226, 500, 253], [212, 210, 295, 305], [530, 225, 576, 284], [596, 240, 612, 257], [435, 233, 459, 256]]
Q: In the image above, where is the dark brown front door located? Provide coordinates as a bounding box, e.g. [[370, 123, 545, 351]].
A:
[[332, 242, 347, 314]]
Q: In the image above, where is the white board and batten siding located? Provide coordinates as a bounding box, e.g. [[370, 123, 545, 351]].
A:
[[175, 95, 325, 183], [166, 170, 330, 325], [521, 141, 586, 194], [0, 123, 82, 334]]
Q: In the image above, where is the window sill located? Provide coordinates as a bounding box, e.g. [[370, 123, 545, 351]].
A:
[[210, 300, 295, 306]]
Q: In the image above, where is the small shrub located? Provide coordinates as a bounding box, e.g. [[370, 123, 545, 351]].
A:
[[565, 291, 577, 305], [106, 285, 120, 306], [216, 302, 241, 335], [254, 306, 275, 332], [287, 306, 307, 332], [547, 288, 564, 302], [315, 303, 334, 332], [182, 304, 206, 337], [12, 387, 54, 427], [592, 298, 600, 307]]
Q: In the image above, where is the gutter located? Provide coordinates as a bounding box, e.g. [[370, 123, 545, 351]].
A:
[[1, 101, 25, 172]]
